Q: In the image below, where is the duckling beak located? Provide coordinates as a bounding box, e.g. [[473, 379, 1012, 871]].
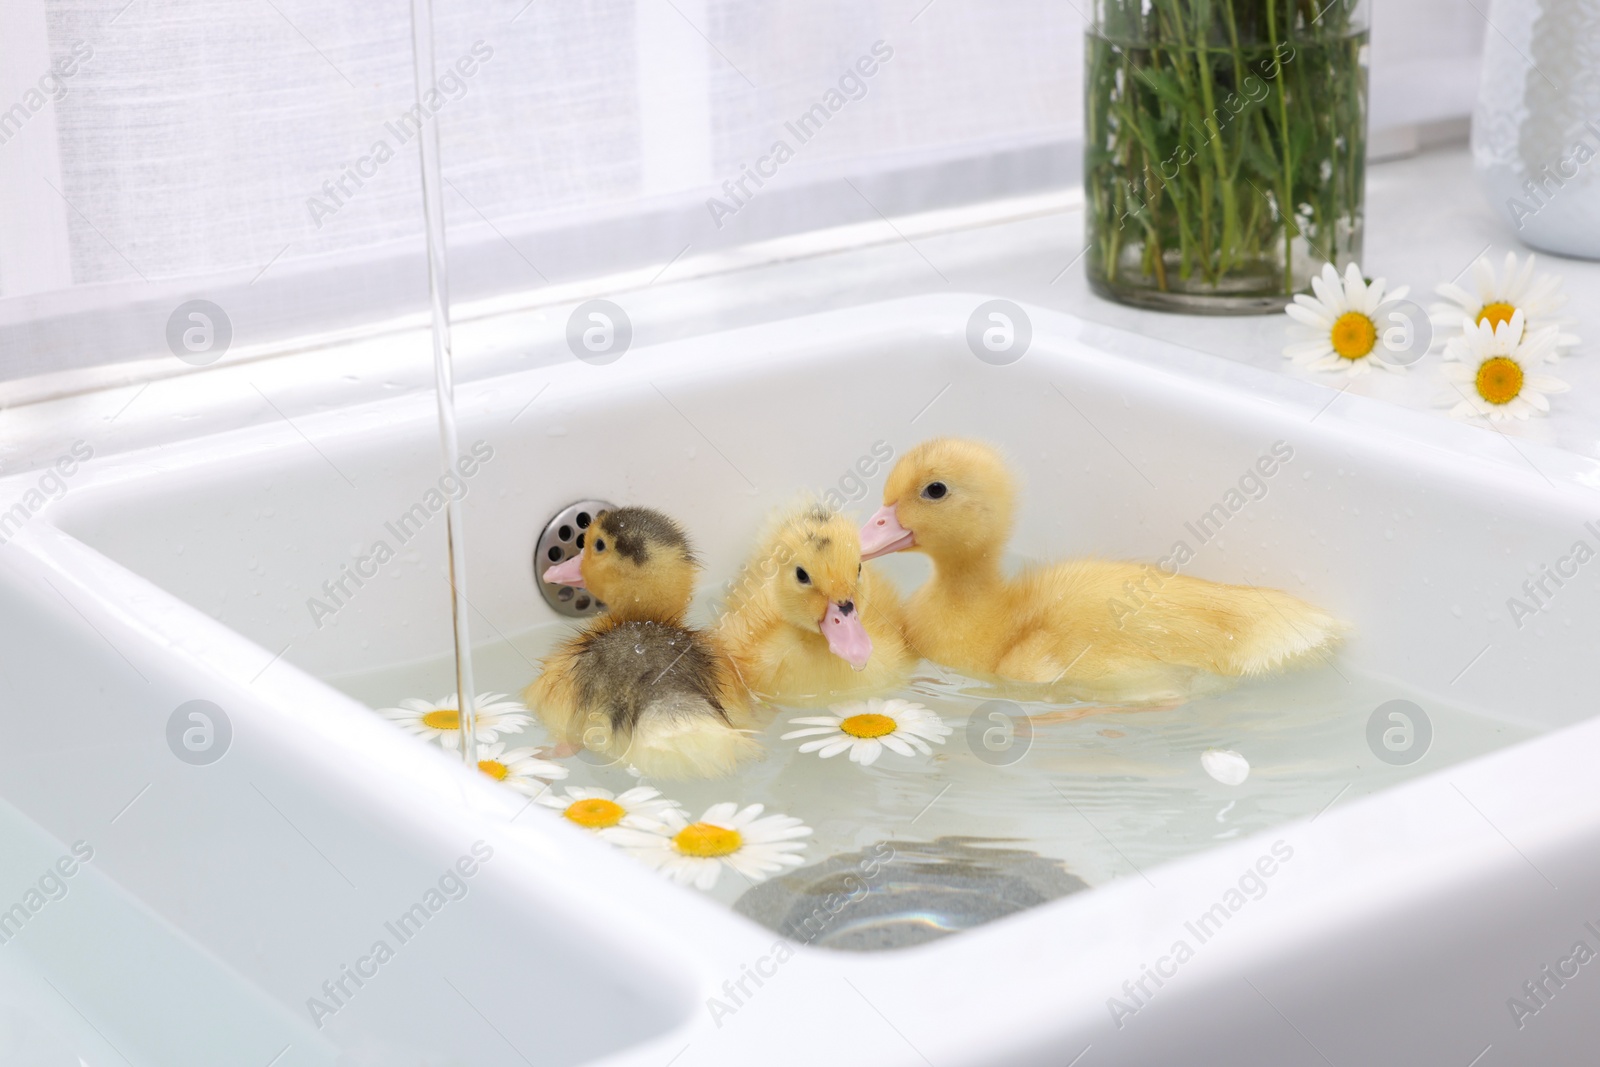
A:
[[822, 600, 872, 671], [859, 504, 914, 560], [542, 555, 585, 587]]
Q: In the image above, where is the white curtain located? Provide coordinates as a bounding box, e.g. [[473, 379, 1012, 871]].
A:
[[0, 0, 1483, 382]]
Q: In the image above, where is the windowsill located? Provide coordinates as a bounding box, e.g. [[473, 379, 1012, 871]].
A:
[[4, 140, 1599, 483]]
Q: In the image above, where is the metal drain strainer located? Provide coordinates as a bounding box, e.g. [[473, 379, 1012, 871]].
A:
[[534, 499, 615, 618], [734, 836, 1089, 951]]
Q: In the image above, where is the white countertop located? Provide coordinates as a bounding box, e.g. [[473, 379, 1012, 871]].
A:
[[3, 141, 1599, 484]]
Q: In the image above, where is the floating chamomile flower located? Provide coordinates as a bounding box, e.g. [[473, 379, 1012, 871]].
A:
[[603, 803, 811, 891], [1439, 309, 1568, 422], [378, 692, 533, 751], [1433, 251, 1578, 358], [537, 786, 681, 831], [1283, 262, 1410, 377], [781, 698, 952, 766], [474, 741, 567, 795]]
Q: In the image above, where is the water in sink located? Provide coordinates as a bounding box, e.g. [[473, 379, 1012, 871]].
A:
[[328, 622, 1538, 940]]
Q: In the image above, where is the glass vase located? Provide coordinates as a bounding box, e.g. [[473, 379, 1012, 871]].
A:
[[1085, 0, 1370, 314]]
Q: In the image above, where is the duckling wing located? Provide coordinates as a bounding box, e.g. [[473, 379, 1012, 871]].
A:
[[573, 621, 761, 778], [1019, 560, 1341, 681], [572, 621, 733, 734], [523, 636, 588, 743]]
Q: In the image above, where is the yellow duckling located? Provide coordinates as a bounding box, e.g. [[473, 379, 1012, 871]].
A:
[[859, 438, 1341, 706], [716, 503, 916, 706], [523, 507, 760, 779]]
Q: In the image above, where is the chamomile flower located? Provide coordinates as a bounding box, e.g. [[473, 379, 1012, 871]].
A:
[[378, 692, 532, 751], [781, 698, 952, 766], [537, 786, 682, 831], [1433, 251, 1578, 358], [1438, 309, 1568, 422], [1283, 262, 1410, 377], [603, 803, 811, 891], [474, 741, 567, 795]]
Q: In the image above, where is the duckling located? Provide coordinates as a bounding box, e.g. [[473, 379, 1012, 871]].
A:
[[716, 503, 916, 706], [859, 438, 1341, 706], [523, 507, 760, 779]]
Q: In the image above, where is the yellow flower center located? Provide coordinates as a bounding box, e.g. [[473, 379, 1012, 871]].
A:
[[1475, 356, 1524, 406], [840, 713, 897, 738], [1477, 301, 1518, 331], [673, 822, 742, 858], [1330, 312, 1377, 360], [421, 709, 460, 731], [477, 759, 508, 780], [564, 798, 626, 829]]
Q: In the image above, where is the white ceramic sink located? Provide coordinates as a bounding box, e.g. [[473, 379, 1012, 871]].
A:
[[4, 293, 1599, 1065]]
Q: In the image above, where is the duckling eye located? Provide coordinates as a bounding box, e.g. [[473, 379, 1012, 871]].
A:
[[594, 539, 606, 552], [795, 567, 810, 585], [922, 481, 948, 500]]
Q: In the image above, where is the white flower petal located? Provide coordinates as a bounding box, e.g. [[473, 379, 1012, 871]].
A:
[[1310, 266, 1343, 314], [1201, 748, 1251, 785], [1362, 277, 1388, 312], [742, 826, 812, 851], [1285, 303, 1333, 328], [876, 735, 915, 758], [1509, 251, 1535, 298], [850, 740, 883, 765], [782, 726, 843, 740], [1342, 262, 1368, 307], [700, 802, 740, 825], [604, 826, 673, 849], [728, 804, 768, 828], [1472, 256, 1496, 300], [1434, 281, 1476, 310], [692, 861, 722, 891]]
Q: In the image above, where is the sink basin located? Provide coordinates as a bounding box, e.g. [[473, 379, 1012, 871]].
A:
[[5, 293, 1599, 1065]]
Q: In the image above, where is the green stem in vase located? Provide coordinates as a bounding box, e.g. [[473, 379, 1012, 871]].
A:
[[1084, 0, 1367, 312], [1266, 0, 1294, 295]]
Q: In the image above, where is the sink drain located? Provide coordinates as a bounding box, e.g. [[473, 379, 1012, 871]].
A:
[[733, 836, 1089, 951], [534, 499, 615, 618]]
